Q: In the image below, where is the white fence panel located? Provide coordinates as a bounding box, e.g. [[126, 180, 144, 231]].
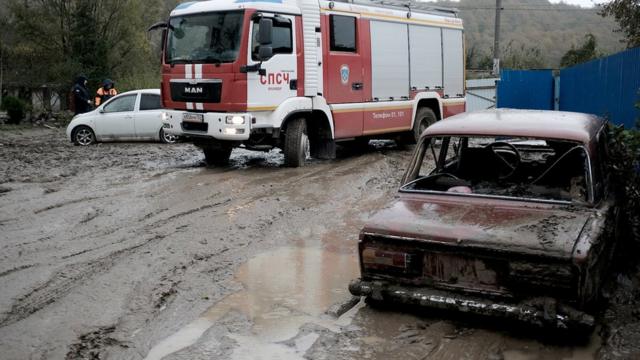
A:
[[465, 78, 498, 112]]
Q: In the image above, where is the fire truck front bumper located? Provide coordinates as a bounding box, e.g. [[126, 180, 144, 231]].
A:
[[162, 110, 251, 141]]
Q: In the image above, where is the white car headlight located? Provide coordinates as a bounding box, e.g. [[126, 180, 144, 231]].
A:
[[161, 112, 168, 122], [225, 115, 245, 125]]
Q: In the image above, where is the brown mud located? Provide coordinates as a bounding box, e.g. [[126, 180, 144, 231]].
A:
[[0, 127, 638, 359]]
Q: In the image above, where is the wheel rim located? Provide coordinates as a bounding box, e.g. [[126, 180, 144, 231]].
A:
[[301, 132, 310, 160], [76, 129, 93, 146], [163, 132, 177, 143]]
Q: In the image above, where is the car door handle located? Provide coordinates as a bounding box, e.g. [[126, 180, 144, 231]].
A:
[[352, 82, 363, 90]]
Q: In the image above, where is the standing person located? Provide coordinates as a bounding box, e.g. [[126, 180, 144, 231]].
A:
[[95, 79, 118, 107], [71, 75, 91, 115]]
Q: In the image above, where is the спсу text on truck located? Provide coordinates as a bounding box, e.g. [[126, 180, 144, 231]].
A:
[[152, 0, 466, 167]]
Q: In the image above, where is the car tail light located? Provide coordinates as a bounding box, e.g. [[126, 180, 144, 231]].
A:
[[362, 247, 421, 276]]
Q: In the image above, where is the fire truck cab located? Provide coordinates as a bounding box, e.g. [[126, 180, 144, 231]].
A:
[[157, 0, 465, 167]]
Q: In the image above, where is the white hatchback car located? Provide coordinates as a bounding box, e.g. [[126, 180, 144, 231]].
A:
[[66, 89, 177, 145]]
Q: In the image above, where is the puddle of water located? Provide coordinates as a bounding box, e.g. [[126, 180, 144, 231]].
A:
[[503, 331, 601, 360], [144, 247, 359, 360]]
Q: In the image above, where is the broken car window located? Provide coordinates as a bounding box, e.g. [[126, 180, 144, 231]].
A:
[[405, 135, 591, 203]]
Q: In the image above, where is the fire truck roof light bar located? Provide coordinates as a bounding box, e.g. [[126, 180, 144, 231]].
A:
[[333, 0, 460, 17]]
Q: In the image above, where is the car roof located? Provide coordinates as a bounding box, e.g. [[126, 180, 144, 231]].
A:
[[424, 109, 606, 144], [119, 89, 161, 96]]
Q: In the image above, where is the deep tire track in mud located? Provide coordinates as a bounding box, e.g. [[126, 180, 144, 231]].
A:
[[0, 233, 171, 328], [0, 264, 35, 279], [33, 196, 101, 215]]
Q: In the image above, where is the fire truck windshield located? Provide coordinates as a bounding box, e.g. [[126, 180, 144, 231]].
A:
[[166, 11, 244, 65]]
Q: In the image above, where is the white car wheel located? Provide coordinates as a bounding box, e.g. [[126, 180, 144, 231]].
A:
[[73, 126, 95, 146], [160, 129, 178, 144]]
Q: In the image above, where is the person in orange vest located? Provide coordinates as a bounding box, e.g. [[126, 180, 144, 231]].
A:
[[95, 79, 118, 107]]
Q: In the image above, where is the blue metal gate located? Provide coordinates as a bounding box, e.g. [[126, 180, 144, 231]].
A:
[[560, 47, 640, 129], [496, 70, 554, 110], [496, 47, 640, 128]]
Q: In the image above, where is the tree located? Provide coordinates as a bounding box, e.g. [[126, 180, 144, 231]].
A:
[[560, 33, 599, 67], [501, 41, 546, 69], [465, 45, 493, 71], [600, 0, 640, 48], [6, 0, 167, 94]]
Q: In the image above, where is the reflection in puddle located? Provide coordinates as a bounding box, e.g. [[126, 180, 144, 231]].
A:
[[144, 247, 359, 360]]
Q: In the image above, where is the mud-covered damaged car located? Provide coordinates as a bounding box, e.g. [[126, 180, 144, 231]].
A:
[[349, 109, 621, 331]]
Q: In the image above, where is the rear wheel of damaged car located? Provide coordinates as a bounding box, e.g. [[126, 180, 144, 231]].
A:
[[202, 145, 232, 167], [283, 117, 309, 167], [412, 107, 437, 143], [72, 125, 95, 146]]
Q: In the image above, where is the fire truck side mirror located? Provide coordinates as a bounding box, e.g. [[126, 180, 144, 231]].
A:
[[258, 18, 273, 45], [258, 46, 273, 61]]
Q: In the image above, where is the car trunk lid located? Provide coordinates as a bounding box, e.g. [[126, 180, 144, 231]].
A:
[[363, 193, 595, 260]]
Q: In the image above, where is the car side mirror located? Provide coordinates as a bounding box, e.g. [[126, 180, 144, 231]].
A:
[[258, 46, 273, 61], [99, 108, 105, 114], [258, 18, 273, 45]]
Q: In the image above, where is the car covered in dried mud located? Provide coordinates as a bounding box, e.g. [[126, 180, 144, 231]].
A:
[[349, 109, 620, 331]]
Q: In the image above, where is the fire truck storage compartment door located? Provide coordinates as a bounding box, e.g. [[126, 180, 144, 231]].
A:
[[409, 25, 443, 90], [370, 21, 409, 101], [442, 28, 464, 98]]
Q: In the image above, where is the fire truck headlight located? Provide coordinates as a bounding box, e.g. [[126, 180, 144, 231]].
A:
[[226, 115, 245, 125]]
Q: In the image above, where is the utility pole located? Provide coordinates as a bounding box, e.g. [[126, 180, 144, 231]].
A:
[[0, 45, 3, 107], [492, 0, 502, 76]]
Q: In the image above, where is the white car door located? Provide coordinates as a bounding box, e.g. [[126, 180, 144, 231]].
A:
[[134, 93, 163, 139], [95, 94, 138, 140]]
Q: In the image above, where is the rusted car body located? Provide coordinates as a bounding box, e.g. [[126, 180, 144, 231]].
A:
[[349, 110, 619, 330]]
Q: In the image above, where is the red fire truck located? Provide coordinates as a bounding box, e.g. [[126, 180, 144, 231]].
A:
[[153, 0, 465, 167]]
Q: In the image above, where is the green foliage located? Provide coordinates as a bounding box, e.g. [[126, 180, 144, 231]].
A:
[[3, 0, 177, 94], [560, 34, 600, 67], [433, 0, 625, 69], [501, 41, 545, 69], [466, 45, 493, 70], [608, 123, 640, 242], [1, 96, 28, 124], [600, 0, 640, 48]]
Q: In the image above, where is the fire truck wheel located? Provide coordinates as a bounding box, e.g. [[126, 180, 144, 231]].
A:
[[412, 107, 437, 143], [203, 146, 232, 166], [284, 118, 309, 167]]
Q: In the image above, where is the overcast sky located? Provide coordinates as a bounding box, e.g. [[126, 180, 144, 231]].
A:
[[421, 0, 608, 7], [547, 0, 606, 6]]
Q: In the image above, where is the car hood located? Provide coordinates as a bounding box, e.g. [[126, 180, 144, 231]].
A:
[[363, 192, 596, 259], [66, 110, 100, 138], [75, 109, 99, 119]]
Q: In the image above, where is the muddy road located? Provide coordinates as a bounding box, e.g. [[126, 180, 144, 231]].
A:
[[0, 128, 638, 359]]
